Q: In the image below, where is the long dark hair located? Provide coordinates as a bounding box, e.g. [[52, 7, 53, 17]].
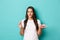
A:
[[24, 6, 39, 31]]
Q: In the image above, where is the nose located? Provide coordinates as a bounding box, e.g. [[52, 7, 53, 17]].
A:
[[29, 13, 32, 15]]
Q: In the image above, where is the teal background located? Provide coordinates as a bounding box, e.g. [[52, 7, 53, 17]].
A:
[[0, 0, 60, 40]]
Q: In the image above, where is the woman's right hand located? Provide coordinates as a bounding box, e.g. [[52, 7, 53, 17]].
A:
[[19, 22, 22, 28], [19, 22, 24, 35]]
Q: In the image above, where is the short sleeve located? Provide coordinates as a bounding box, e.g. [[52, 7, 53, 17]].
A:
[[21, 19, 25, 28], [18, 19, 25, 28], [37, 19, 41, 27]]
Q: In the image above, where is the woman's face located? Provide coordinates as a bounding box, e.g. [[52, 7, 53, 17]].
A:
[[27, 8, 33, 18]]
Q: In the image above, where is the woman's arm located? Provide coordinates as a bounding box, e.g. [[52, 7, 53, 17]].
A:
[[37, 24, 46, 36], [19, 22, 24, 35], [37, 25, 42, 36]]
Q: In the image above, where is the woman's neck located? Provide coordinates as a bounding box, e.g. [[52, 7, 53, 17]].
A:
[[28, 18, 33, 20]]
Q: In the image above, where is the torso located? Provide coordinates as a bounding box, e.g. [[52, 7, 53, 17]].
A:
[[23, 19, 39, 40]]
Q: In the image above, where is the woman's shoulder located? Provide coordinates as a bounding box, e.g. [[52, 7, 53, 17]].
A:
[[37, 19, 41, 23], [22, 19, 25, 21], [37, 19, 41, 25], [37, 19, 40, 22], [21, 19, 26, 22]]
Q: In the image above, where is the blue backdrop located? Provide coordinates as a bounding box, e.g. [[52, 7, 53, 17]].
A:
[[0, 0, 60, 40]]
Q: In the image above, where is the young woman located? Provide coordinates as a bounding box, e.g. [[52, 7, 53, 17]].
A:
[[19, 6, 45, 40]]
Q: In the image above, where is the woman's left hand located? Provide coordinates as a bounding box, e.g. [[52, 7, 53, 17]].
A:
[[40, 24, 46, 29]]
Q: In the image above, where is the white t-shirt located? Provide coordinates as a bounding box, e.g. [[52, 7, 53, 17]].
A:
[[21, 19, 41, 40]]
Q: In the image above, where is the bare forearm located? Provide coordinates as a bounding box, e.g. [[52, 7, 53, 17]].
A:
[[20, 27, 24, 35], [18, 22, 24, 35], [37, 28, 42, 36]]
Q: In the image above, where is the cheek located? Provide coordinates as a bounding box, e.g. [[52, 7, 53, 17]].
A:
[[31, 13, 33, 16], [27, 13, 30, 16]]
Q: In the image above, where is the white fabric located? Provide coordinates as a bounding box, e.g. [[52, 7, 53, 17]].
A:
[[21, 19, 41, 40]]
